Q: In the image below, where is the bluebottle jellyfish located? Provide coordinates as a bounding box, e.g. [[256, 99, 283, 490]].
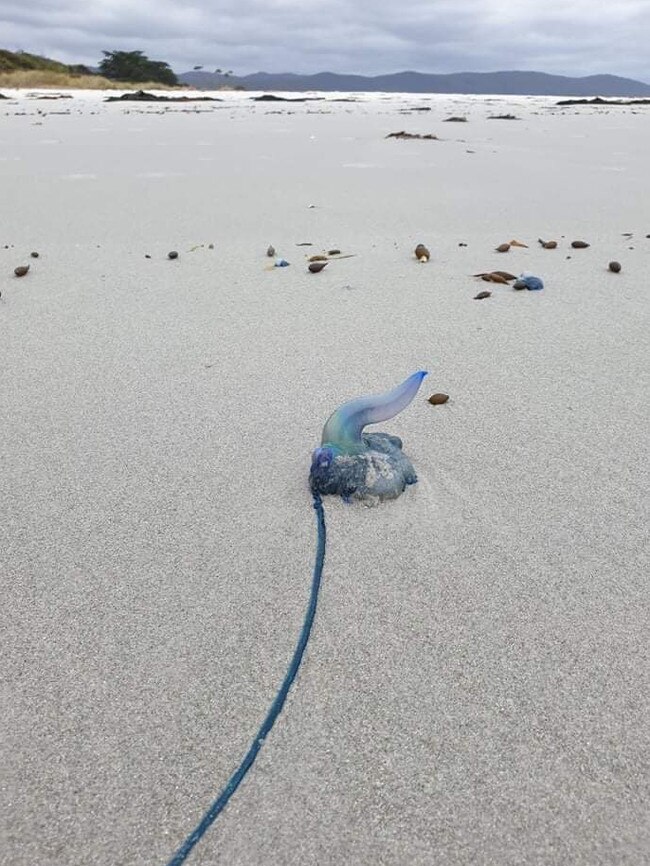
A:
[[309, 370, 428, 503], [515, 273, 544, 291]]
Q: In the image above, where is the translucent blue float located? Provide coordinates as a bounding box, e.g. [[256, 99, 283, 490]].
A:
[[309, 370, 428, 503]]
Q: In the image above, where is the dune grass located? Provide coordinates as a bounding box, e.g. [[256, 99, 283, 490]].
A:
[[0, 69, 185, 90]]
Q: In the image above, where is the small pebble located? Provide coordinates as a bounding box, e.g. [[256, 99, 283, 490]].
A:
[[308, 261, 328, 273], [428, 393, 449, 405], [14, 265, 29, 277], [458, 242, 468, 246], [308, 254, 328, 262], [513, 279, 527, 290], [608, 261, 621, 273], [474, 290, 491, 299], [571, 240, 589, 248], [30, 251, 39, 258], [266, 245, 276, 257], [145, 254, 151, 258], [495, 243, 510, 252], [208, 243, 214, 249], [168, 251, 179, 259], [327, 249, 341, 256]]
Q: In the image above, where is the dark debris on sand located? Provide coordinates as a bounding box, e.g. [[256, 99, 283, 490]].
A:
[[105, 90, 223, 103]]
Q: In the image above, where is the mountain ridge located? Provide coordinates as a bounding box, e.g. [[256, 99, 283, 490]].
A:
[[179, 68, 650, 96]]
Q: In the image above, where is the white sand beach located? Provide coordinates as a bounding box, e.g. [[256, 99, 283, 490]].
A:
[[2, 89, 649, 865]]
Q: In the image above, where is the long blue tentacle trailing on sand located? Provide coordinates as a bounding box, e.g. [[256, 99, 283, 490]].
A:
[[165, 372, 426, 864]]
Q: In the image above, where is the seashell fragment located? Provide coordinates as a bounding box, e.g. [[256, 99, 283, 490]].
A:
[[428, 393, 449, 405], [474, 290, 491, 299], [414, 243, 430, 262], [509, 239, 528, 248], [495, 243, 510, 252], [571, 240, 590, 248], [14, 265, 29, 277], [308, 261, 328, 273], [608, 261, 621, 273]]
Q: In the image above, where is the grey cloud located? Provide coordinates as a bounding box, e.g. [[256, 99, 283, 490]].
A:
[[0, 0, 648, 81]]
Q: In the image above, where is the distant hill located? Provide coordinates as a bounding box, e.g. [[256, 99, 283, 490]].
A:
[[179, 68, 650, 97]]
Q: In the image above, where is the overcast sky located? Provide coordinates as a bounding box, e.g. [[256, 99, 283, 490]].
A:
[[1, 0, 649, 81]]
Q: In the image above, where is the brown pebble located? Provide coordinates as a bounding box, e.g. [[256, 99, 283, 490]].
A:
[[513, 279, 527, 290], [414, 243, 430, 262], [30, 251, 39, 258], [487, 273, 509, 284], [474, 290, 491, 299], [495, 243, 510, 252], [481, 274, 494, 282], [571, 240, 589, 248], [168, 251, 179, 259], [428, 393, 450, 405], [14, 265, 29, 277], [327, 249, 341, 256], [308, 261, 328, 273], [491, 270, 517, 280], [538, 238, 557, 249], [608, 261, 621, 273]]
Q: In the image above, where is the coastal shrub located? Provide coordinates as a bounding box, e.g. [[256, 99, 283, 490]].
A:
[[98, 50, 178, 86]]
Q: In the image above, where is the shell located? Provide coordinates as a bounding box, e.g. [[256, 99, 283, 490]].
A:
[[495, 243, 511, 252], [538, 239, 557, 249], [414, 243, 430, 262], [308, 261, 328, 273], [14, 265, 29, 277], [308, 254, 328, 262], [428, 393, 449, 405], [509, 239, 528, 248], [608, 261, 621, 273]]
